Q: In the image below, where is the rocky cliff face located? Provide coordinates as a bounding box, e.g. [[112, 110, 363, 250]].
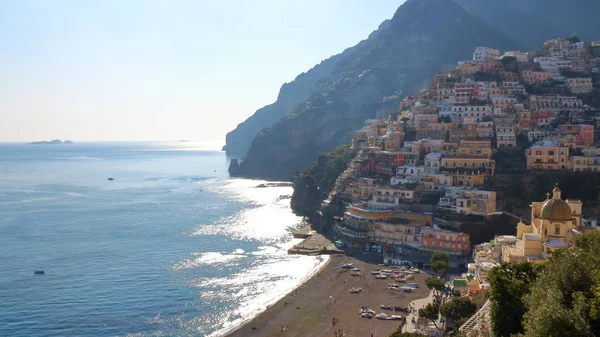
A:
[[224, 54, 343, 157], [231, 0, 521, 180], [456, 0, 600, 49]]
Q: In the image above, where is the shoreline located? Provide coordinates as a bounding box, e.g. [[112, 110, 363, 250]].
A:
[[213, 255, 331, 337], [224, 255, 432, 337]]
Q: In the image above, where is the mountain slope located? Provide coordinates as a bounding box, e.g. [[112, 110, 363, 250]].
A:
[[224, 54, 342, 157], [232, 0, 523, 180], [456, 0, 600, 49]]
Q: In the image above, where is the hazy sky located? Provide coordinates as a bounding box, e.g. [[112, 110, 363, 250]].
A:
[[0, 0, 403, 143]]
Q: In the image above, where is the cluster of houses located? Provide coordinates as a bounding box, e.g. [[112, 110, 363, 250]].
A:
[[328, 38, 600, 259]]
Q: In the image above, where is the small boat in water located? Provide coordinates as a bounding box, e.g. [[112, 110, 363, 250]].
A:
[[34, 270, 44, 275], [108, 178, 114, 181]]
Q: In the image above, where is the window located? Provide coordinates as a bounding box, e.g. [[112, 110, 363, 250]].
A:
[[549, 151, 554, 155], [554, 225, 560, 236]]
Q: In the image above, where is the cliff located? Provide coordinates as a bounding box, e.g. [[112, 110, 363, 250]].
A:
[[456, 0, 600, 49], [224, 54, 343, 157], [231, 0, 522, 180], [290, 144, 355, 217]]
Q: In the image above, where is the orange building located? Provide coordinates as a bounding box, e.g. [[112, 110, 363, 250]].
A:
[[420, 227, 471, 256]]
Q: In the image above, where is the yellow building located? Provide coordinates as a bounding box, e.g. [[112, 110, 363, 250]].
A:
[[453, 172, 486, 187], [457, 62, 482, 75], [441, 157, 496, 175], [383, 131, 405, 151], [567, 78, 593, 94], [521, 70, 551, 84], [503, 186, 582, 263], [570, 156, 600, 172]]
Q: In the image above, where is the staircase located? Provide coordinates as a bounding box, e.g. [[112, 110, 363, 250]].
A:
[[459, 299, 491, 332]]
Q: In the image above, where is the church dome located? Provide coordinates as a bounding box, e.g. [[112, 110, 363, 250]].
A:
[[540, 186, 573, 221]]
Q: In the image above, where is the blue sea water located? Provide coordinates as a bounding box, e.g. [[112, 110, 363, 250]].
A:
[[0, 142, 325, 337]]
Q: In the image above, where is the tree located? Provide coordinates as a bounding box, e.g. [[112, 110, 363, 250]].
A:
[[566, 36, 581, 43], [431, 251, 449, 264], [522, 231, 600, 337], [431, 260, 449, 276], [425, 277, 446, 292], [418, 303, 441, 330], [440, 297, 477, 331], [488, 262, 541, 337], [500, 56, 518, 72]]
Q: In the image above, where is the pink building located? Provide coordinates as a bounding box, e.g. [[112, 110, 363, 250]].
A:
[[454, 83, 479, 104]]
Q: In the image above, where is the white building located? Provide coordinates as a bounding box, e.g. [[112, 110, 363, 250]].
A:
[[495, 125, 517, 148], [473, 47, 500, 65], [502, 51, 529, 63], [396, 165, 426, 178], [451, 105, 493, 122], [502, 81, 527, 96], [425, 152, 442, 173], [534, 57, 560, 74]]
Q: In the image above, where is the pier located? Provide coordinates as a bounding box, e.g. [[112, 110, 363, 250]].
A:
[[288, 226, 343, 255]]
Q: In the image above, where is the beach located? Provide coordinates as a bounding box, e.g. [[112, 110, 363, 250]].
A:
[[226, 255, 431, 337]]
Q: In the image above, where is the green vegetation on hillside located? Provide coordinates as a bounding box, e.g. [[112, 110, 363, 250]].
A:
[[290, 144, 355, 217]]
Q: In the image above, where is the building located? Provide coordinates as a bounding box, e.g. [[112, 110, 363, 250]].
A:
[[457, 62, 482, 75], [495, 125, 517, 148], [369, 185, 415, 209], [569, 156, 600, 172], [439, 187, 496, 215], [473, 47, 500, 64], [476, 121, 494, 138], [418, 173, 453, 191], [453, 171, 486, 187], [450, 105, 493, 122], [441, 156, 496, 175], [483, 58, 505, 73], [502, 50, 529, 63], [424, 152, 442, 172], [558, 124, 594, 146], [447, 124, 478, 144], [420, 227, 471, 256], [502, 81, 527, 96], [566, 78, 593, 94], [454, 83, 480, 105], [521, 71, 551, 84], [339, 206, 433, 243], [525, 140, 569, 170], [534, 56, 560, 73], [503, 186, 582, 263], [529, 95, 583, 113]]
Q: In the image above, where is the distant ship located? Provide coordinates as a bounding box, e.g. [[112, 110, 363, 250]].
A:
[[108, 178, 114, 181], [179, 140, 190, 143]]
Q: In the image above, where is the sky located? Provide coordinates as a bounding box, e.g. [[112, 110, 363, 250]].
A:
[[0, 0, 404, 143]]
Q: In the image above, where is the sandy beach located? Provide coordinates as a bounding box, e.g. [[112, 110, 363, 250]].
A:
[[225, 255, 431, 337]]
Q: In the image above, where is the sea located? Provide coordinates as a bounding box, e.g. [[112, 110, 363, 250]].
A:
[[0, 142, 327, 337]]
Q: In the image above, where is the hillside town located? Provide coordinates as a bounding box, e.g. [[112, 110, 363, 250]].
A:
[[317, 37, 600, 335], [319, 37, 596, 288]]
